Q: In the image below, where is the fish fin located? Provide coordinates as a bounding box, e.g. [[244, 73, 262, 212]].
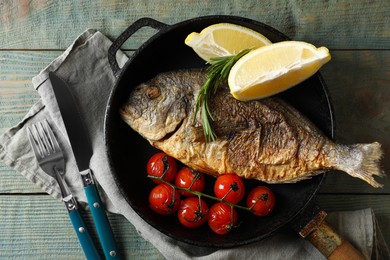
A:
[[191, 123, 248, 142], [191, 126, 207, 142], [337, 142, 385, 188], [266, 170, 326, 184]]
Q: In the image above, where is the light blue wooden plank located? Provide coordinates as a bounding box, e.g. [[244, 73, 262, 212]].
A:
[[0, 195, 165, 259], [0, 0, 389, 49], [0, 51, 51, 130]]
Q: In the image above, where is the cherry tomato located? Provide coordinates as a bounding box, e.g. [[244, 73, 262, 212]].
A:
[[178, 197, 209, 228], [175, 167, 206, 196], [207, 202, 238, 235], [246, 186, 276, 216], [146, 152, 177, 183], [214, 174, 245, 204], [148, 183, 181, 215]]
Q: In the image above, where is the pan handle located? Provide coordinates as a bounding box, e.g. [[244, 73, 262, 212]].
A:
[[108, 17, 169, 77], [296, 209, 367, 259]]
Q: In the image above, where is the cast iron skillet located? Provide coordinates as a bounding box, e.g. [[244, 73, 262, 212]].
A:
[[105, 16, 333, 248]]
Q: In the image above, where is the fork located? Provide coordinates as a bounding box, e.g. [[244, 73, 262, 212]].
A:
[[27, 120, 101, 260]]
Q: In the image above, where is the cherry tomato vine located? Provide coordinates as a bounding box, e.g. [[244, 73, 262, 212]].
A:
[[146, 152, 276, 235]]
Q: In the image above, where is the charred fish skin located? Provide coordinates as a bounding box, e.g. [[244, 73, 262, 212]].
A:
[[120, 69, 384, 188]]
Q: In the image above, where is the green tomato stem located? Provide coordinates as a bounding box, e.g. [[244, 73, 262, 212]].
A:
[[148, 175, 252, 212]]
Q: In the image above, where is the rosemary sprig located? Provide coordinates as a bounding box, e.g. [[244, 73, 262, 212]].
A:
[[194, 49, 251, 142]]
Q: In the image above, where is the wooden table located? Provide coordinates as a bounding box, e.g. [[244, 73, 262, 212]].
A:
[[1, 1, 389, 259]]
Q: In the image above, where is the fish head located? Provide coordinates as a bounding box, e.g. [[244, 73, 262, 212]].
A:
[[120, 72, 191, 141]]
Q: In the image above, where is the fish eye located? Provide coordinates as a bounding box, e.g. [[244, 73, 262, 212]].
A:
[[145, 86, 160, 99]]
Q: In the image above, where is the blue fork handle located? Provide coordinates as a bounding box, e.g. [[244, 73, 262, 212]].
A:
[[68, 209, 102, 260], [85, 185, 121, 259]]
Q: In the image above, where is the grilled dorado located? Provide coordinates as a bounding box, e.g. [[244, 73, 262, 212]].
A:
[[120, 69, 384, 188]]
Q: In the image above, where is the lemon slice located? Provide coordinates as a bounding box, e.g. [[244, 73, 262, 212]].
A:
[[228, 41, 331, 101], [185, 23, 272, 62]]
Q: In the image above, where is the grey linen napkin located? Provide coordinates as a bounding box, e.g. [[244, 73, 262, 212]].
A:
[[0, 29, 388, 260]]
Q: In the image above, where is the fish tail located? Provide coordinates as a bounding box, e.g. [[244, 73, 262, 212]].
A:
[[335, 142, 385, 188]]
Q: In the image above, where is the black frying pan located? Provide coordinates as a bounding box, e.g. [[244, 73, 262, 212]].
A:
[[104, 16, 364, 258]]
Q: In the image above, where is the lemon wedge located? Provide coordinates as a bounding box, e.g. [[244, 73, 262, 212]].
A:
[[228, 41, 331, 101], [185, 23, 272, 62]]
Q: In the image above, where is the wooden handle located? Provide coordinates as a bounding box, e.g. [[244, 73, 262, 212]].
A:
[[328, 240, 366, 260], [297, 210, 367, 260]]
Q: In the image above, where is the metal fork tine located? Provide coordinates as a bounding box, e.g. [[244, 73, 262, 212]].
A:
[[32, 123, 47, 156], [37, 121, 54, 156], [43, 120, 62, 154], [27, 126, 43, 158]]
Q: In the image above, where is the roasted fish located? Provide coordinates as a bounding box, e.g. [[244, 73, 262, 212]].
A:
[[120, 69, 384, 188]]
